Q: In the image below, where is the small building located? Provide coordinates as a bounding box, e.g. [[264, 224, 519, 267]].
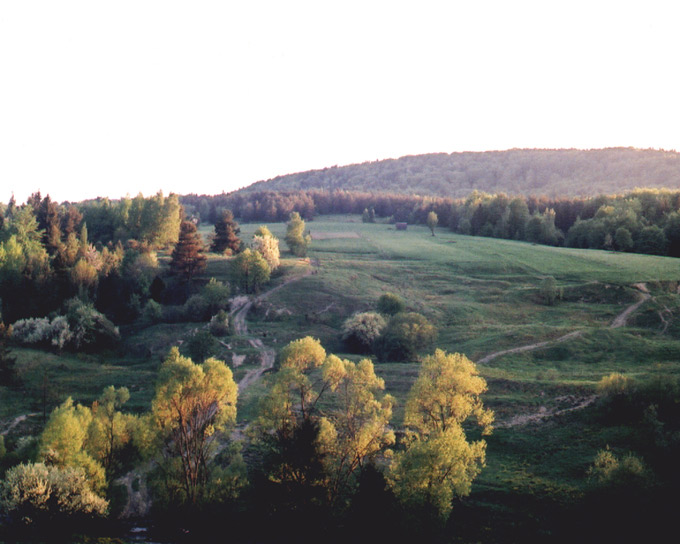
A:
[[395, 222, 408, 231]]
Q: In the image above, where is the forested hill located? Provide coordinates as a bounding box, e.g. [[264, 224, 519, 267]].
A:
[[241, 148, 680, 198]]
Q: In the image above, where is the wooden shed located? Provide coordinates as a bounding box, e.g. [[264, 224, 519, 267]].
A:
[[395, 222, 408, 231]]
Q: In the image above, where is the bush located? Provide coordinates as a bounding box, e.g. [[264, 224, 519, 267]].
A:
[[375, 312, 437, 362], [183, 294, 212, 322], [588, 448, 649, 489], [64, 298, 120, 350], [597, 372, 633, 397], [341, 312, 386, 353], [377, 293, 405, 316], [0, 462, 108, 525], [210, 310, 230, 337], [186, 330, 219, 363], [538, 276, 562, 305]]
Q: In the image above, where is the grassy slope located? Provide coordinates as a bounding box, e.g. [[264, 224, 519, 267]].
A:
[[3, 216, 680, 538]]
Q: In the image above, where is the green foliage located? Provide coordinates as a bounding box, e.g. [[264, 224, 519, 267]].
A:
[[389, 350, 492, 518], [376, 292, 405, 316], [0, 322, 18, 386], [538, 276, 562, 306], [0, 462, 108, 525], [375, 312, 437, 362], [151, 348, 238, 505], [186, 330, 219, 363], [255, 338, 394, 505], [233, 248, 271, 294], [39, 398, 106, 493], [341, 311, 386, 353], [597, 372, 633, 397], [209, 310, 230, 336], [285, 212, 311, 257], [588, 447, 649, 489]]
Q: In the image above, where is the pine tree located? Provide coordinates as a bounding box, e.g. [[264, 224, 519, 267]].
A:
[[170, 220, 207, 280], [210, 209, 242, 255]]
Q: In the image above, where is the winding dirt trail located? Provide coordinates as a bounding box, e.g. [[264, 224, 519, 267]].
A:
[[478, 283, 651, 365], [230, 260, 316, 392], [0, 413, 40, 436], [486, 283, 650, 429]]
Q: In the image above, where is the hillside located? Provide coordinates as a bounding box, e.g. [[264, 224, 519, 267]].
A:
[[241, 148, 680, 198]]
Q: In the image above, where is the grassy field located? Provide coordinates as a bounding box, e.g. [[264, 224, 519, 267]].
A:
[[3, 215, 680, 539]]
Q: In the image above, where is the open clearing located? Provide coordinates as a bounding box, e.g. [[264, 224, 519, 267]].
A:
[[310, 231, 360, 240]]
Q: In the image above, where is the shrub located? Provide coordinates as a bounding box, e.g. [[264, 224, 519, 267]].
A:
[[209, 310, 230, 337], [65, 298, 120, 349], [201, 278, 231, 312], [142, 299, 163, 324], [186, 330, 219, 363], [0, 462, 108, 525], [377, 293, 405, 316], [597, 372, 633, 397], [375, 312, 437, 362], [588, 447, 649, 489], [341, 312, 386, 353], [183, 294, 212, 322], [538, 276, 562, 305]]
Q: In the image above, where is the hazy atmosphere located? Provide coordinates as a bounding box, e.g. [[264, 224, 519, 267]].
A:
[[2, 0, 678, 203]]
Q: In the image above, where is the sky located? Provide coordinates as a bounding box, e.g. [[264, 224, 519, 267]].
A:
[[1, 0, 679, 204]]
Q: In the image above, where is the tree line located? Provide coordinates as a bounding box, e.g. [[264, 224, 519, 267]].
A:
[[181, 187, 680, 257]]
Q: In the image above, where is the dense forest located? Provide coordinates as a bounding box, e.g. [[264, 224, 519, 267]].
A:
[[237, 148, 680, 198]]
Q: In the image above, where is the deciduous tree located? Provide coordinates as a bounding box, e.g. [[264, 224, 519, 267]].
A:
[[151, 348, 238, 504], [389, 350, 493, 518], [284, 212, 311, 257]]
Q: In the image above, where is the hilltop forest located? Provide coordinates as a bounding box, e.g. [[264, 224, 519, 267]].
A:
[[239, 148, 680, 198]]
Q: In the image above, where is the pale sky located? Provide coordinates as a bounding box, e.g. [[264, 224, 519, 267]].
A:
[[1, 0, 679, 204]]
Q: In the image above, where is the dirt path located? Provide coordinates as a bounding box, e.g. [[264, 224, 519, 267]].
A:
[[478, 283, 651, 365], [496, 395, 597, 429], [0, 413, 40, 436], [230, 260, 316, 392]]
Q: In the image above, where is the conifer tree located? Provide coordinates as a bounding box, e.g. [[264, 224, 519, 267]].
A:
[[170, 219, 207, 280], [210, 209, 242, 255]]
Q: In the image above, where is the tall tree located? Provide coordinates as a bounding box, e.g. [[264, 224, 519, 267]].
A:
[[210, 209, 242, 255], [151, 348, 238, 504], [170, 219, 207, 281], [389, 350, 493, 518], [284, 212, 311, 257], [232, 248, 270, 293]]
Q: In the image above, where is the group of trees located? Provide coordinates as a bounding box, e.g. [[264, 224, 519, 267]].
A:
[[0, 337, 493, 538], [342, 294, 437, 362]]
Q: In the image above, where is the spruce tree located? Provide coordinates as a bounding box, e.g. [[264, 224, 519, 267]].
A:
[[170, 219, 207, 280], [210, 209, 242, 255]]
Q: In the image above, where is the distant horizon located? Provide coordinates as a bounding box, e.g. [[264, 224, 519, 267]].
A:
[[3, 145, 680, 205]]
